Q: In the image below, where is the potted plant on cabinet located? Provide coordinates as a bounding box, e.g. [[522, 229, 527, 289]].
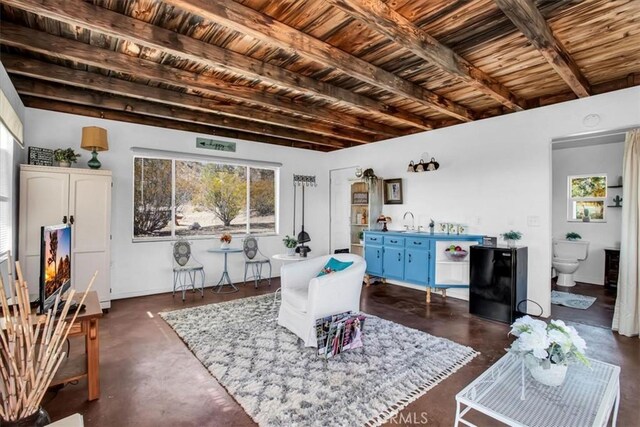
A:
[[501, 230, 522, 248], [358, 231, 364, 245], [283, 235, 298, 256], [53, 148, 81, 167]]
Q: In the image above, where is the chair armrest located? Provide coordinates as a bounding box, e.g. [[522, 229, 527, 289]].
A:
[[306, 262, 366, 319], [280, 257, 326, 290]]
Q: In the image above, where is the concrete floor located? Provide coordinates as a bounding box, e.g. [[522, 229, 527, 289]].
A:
[[45, 280, 639, 426]]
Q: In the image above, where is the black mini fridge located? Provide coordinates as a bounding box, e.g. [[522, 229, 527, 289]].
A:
[[469, 246, 527, 324]]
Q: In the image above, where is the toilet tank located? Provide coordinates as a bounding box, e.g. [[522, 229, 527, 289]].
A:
[[553, 239, 589, 260]]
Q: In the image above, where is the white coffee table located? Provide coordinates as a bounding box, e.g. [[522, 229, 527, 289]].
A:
[[455, 353, 620, 427], [271, 253, 306, 262]]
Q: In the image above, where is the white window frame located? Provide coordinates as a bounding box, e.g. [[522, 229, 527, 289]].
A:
[[132, 155, 279, 242], [0, 123, 13, 259], [567, 173, 607, 223]]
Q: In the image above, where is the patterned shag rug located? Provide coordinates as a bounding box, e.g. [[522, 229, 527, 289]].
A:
[[160, 294, 478, 427], [551, 290, 597, 310]]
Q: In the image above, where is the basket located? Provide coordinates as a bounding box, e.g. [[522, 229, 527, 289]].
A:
[[444, 250, 468, 261]]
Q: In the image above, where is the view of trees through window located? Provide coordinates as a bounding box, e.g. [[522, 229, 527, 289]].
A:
[[134, 157, 277, 239]]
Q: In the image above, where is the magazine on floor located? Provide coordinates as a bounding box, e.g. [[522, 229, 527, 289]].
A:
[[315, 312, 366, 358]]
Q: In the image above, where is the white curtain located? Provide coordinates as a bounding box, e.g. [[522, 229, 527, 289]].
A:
[[612, 129, 640, 337]]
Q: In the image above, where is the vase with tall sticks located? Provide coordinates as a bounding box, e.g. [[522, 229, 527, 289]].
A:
[[0, 254, 95, 425]]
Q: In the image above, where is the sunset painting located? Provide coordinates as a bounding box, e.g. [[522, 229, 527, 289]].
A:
[[43, 226, 71, 297]]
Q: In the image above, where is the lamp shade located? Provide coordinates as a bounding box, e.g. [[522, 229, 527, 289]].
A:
[[81, 126, 109, 152]]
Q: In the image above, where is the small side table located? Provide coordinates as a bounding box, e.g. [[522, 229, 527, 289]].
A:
[[207, 247, 243, 293], [455, 353, 620, 427]]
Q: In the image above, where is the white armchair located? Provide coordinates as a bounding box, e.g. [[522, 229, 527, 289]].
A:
[[277, 254, 366, 347]]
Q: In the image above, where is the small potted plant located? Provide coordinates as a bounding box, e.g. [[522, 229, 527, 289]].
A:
[[565, 232, 581, 241], [362, 168, 378, 188], [53, 148, 81, 167], [501, 230, 522, 248], [358, 231, 364, 245], [508, 316, 589, 386], [283, 235, 297, 256], [220, 233, 232, 249]]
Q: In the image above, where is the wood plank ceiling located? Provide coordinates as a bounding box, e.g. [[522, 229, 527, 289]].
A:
[[0, 0, 638, 152]]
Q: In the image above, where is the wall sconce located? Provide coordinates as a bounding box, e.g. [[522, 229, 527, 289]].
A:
[[406, 156, 439, 172]]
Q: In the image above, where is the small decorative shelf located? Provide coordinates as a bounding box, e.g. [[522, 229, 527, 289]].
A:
[[607, 205, 622, 208], [607, 185, 622, 188]]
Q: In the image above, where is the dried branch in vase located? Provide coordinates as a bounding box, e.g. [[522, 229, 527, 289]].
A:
[[0, 258, 95, 423]]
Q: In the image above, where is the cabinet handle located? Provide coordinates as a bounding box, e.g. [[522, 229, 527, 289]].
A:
[[69, 215, 75, 225], [408, 253, 412, 263], [62, 215, 67, 224], [377, 250, 380, 259], [413, 241, 422, 245], [371, 237, 377, 241], [397, 252, 401, 262], [390, 239, 397, 243]]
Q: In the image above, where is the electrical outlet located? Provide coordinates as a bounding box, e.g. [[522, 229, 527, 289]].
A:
[[527, 215, 540, 227]]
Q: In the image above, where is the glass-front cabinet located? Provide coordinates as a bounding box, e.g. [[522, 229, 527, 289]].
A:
[[349, 180, 382, 257]]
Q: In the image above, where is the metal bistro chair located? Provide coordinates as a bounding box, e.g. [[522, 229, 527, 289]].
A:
[[243, 235, 272, 288], [172, 239, 205, 301]]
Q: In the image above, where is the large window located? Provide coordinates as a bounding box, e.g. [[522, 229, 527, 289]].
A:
[[133, 156, 277, 240], [567, 174, 606, 222]]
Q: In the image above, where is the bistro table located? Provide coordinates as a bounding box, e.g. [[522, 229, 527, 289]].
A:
[[455, 353, 620, 427], [207, 247, 243, 293]]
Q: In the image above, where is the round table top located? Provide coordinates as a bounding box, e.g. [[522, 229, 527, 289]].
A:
[[272, 253, 306, 261], [207, 247, 243, 254]]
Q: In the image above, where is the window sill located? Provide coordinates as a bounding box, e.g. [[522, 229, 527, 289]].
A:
[[132, 233, 282, 243]]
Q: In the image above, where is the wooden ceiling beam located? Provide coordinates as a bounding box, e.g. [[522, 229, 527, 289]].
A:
[[326, 0, 525, 111], [1, 54, 374, 144], [11, 76, 354, 149], [0, 22, 399, 140], [163, 0, 476, 122], [494, 0, 591, 98], [1, 0, 433, 131], [20, 96, 327, 151]]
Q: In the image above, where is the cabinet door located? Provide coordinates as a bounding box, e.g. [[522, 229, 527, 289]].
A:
[[19, 171, 69, 295], [364, 245, 383, 276], [405, 248, 429, 285], [68, 174, 111, 307], [383, 247, 404, 280]]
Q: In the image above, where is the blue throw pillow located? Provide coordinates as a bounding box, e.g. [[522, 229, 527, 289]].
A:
[[317, 257, 354, 277]]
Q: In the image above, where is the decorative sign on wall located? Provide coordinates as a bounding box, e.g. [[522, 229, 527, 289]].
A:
[[27, 147, 54, 166], [196, 137, 236, 152]]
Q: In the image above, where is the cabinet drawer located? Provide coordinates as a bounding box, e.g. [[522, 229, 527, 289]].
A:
[[383, 236, 405, 247], [406, 237, 429, 249], [365, 234, 383, 245]]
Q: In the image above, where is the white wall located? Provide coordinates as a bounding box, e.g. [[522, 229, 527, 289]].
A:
[[552, 140, 624, 285], [24, 109, 329, 299], [325, 86, 640, 316]]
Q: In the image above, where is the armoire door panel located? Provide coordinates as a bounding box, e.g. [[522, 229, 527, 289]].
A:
[[68, 175, 111, 253], [73, 251, 109, 304]]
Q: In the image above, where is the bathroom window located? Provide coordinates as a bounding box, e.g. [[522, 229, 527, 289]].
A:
[[567, 174, 607, 222]]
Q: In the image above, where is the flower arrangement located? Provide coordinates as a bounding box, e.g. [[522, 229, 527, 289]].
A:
[[220, 233, 232, 244], [53, 148, 81, 164], [565, 232, 582, 240], [501, 230, 522, 241], [282, 235, 298, 249], [508, 316, 589, 385]]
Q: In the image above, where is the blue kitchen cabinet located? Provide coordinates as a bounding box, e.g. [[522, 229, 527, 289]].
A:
[[382, 247, 405, 280], [364, 243, 383, 276], [404, 248, 430, 285]]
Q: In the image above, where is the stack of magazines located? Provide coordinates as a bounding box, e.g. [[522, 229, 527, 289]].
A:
[[315, 312, 366, 358]]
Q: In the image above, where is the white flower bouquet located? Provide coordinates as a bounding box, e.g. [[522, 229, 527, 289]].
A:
[[508, 316, 589, 386]]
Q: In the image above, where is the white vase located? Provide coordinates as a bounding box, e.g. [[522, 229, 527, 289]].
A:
[[507, 239, 517, 248], [220, 242, 230, 249], [58, 161, 71, 168], [287, 247, 296, 256], [528, 363, 568, 386]]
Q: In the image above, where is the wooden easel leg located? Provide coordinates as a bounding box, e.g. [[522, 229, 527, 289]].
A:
[[86, 318, 100, 401], [426, 287, 431, 304]]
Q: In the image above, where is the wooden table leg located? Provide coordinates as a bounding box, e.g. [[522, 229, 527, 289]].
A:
[[364, 274, 370, 287], [426, 287, 431, 304], [442, 288, 447, 299], [86, 318, 100, 401]]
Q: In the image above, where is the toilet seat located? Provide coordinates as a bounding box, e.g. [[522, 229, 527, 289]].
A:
[[553, 258, 579, 267]]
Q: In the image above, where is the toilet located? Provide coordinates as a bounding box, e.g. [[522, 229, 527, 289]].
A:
[[552, 239, 590, 287]]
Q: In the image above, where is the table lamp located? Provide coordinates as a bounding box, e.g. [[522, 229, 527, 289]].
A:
[[81, 126, 109, 169]]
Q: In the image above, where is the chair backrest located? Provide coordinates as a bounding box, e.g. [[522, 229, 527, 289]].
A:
[[173, 239, 192, 266], [243, 236, 258, 260]]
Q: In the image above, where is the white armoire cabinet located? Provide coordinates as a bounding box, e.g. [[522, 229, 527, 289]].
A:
[[19, 165, 112, 309]]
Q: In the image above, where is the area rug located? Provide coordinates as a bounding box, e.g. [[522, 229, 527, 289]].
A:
[[551, 290, 597, 309], [160, 294, 478, 427]]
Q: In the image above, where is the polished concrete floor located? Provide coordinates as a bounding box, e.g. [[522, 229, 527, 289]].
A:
[[46, 280, 639, 426], [551, 281, 616, 328]]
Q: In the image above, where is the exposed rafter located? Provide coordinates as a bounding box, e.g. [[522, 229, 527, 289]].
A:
[[1, 54, 374, 144], [326, 0, 525, 111], [12, 76, 356, 149], [21, 95, 327, 151], [1, 0, 434, 131], [162, 0, 476, 122], [494, 0, 591, 98], [0, 22, 396, 141]]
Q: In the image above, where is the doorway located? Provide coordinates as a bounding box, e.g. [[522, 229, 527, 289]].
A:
[[329, 167, 356, 254]]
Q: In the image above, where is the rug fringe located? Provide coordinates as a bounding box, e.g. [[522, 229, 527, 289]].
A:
[[364, 350, 480, 427]]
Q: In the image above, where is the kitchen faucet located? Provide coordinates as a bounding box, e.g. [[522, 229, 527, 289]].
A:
[[403, 211, 415, 230]]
